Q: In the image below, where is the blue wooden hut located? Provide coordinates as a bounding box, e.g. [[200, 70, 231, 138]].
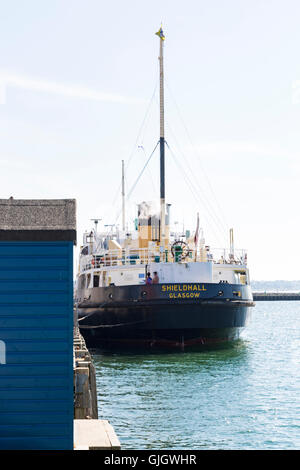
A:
[[0, 198, 76, 450]]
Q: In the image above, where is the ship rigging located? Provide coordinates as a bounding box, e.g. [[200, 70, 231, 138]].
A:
[[76, 27, 254, 350]]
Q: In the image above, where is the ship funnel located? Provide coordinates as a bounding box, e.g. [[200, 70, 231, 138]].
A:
[[138, 201, 170, 248]]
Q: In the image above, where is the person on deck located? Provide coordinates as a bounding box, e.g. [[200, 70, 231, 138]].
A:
[[152, 272, 159, 284], [146, 272, 152, 285]]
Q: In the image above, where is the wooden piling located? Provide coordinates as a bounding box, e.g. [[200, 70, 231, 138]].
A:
[[73, 325, 98, 419]]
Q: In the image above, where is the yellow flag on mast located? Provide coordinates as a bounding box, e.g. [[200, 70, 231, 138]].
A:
[[155, 27, 165, 41]]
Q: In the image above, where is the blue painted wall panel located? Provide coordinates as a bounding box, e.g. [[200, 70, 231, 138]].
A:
[[0, 245, 70, 255], [2, 339, 69, 352], [0, 258, 69, 268], [0, 411, 70, 425], [0, 436, 70, 450], [0, 305, 70, 314], [0, 389, 71, 400], [0, 270, 69, 281], [0, 330, 70, 340], [0, 281, 70, 291], [0, 376, 70, 388], [0, 242, 73, 450], [0, 293, 70, 304], [5, 351, 71, 364], [0, 317, 70, 328], [0, 424, 71, 437]]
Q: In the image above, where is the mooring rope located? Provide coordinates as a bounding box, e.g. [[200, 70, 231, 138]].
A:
[[79, 319, 146, 329], [76, 303, 108, 322]]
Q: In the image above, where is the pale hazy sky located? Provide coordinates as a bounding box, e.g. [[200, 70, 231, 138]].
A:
[[1, 0, 300, 280]]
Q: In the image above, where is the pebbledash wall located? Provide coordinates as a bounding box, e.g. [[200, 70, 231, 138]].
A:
[[0, 199, 76, 450]]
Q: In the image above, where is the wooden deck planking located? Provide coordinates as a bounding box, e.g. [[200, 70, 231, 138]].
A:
[[74, 419, 121, 450]]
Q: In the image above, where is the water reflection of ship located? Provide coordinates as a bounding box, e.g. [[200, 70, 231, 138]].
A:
[[76, 27, 254, 350]]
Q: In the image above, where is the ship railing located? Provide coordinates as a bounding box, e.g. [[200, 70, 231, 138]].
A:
[[204, 248, 247, 266], [80, 247, 247, 271], [80, 248, 158, 271]]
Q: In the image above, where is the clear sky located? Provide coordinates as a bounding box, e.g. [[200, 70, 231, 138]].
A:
[[1, 0, 300, 280]]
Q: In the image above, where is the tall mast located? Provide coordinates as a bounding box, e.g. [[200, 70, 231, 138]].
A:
[[122, 159, 125, 231], [156, 26, 166, 245]]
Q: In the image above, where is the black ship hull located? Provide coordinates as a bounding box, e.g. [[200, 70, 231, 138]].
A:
[[76, 282, 254, 350]]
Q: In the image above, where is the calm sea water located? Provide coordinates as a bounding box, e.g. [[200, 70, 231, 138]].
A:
[[92, 302, 300, 450]]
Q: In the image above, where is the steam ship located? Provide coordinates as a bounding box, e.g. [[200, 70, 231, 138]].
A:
[[75, 27, 254, 350]]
